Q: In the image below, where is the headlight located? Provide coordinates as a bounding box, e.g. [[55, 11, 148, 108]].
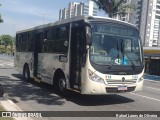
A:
[[88, 69, 105, 84], [138, 76, 144, 82]]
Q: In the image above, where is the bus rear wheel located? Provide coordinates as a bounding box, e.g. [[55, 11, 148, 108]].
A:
[[23, 65, 30, 82], [0, 84, 4, 97]]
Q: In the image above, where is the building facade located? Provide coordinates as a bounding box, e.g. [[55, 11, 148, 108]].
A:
[[142, 0, 160, 47], [59, 0, 98, 20], [116, 0, 142, 28], [119, 0, 160, 47]]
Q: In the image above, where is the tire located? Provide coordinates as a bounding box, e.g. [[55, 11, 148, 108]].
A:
[[23, 65, 30, 82], [0, 84, 4, 97]]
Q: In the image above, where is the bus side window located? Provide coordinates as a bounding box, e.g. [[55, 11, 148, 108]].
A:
[[27, 32, 33, 52], [35, 31, 43, 53], [39, 32, 43, 53], [16, 34, 21, 52], [51, 27, 57, 52], [43, 30, 48, 52], [43, 27, 58, 53], [21, 34, 25, 52], [55, 25, 69, 53], [47, 28, 54, 52]]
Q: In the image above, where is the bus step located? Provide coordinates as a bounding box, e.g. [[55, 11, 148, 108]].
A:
[[73, 85, 79, 89], [68, 88, 80, 93], [37, 74, 41, 78], [34, 77, 42, 83]]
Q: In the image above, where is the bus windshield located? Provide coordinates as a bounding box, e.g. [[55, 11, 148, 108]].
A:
[[90, 23, 142, 67]]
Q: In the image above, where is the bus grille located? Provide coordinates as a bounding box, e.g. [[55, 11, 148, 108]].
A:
[[106, 86, 136, 93], [106, 80, 137, 85]]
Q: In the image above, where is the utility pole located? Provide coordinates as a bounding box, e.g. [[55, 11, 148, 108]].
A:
[[35, 10, 47, 24]]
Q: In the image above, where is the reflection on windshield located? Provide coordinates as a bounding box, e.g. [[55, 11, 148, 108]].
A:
[[90, 23, 142, 66]]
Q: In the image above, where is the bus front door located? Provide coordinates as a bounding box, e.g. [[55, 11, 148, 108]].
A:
[[70, 22, 85, 90]]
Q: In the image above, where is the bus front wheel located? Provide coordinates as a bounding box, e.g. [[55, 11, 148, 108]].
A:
[[23, 65, 30, 82], [58, 78, 67, 95]]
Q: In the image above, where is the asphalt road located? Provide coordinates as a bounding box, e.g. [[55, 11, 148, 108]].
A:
[[0, 55, 160, 120]]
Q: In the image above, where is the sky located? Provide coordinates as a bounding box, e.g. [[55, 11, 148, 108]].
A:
[[0, 0, 106, 37]]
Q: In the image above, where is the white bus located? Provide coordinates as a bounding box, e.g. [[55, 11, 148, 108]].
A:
[[14, 16, 144, 95]]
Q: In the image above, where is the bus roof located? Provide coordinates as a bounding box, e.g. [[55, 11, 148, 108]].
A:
[[16, 15, 139, 34]]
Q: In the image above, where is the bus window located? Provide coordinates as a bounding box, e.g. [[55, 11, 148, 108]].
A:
[[27, 32, 34, 52], [52, 28, 57, 40], [35, 32, 43, 53], [54, 25, 69, 53], [43, 27, 59, 53]]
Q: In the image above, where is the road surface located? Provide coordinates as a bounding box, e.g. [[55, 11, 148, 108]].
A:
[[0, 55, 160, 120]]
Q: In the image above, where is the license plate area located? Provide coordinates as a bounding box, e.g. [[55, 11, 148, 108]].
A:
[[118, 86, 127, 91]]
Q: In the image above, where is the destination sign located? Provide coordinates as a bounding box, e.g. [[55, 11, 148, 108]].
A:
[[97, 25, 135, 37]]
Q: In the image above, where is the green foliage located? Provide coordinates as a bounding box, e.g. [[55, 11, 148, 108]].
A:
[[92, 0, 134, 17], [0, 45, 5, 53], [0, 35, 14, 54], [0, 35, 13, 46], [0, 4, 3, 23]]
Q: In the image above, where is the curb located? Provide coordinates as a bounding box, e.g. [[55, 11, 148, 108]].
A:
[[0, 95, 33, 120]]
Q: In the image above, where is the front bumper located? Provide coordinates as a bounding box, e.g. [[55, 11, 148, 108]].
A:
[[82, 79, 144, 95]]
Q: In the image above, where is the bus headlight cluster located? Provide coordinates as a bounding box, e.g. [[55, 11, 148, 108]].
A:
[[88, 69, 105, 84], [138, 76, 144, 82]]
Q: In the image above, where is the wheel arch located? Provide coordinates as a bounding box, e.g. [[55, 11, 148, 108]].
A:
[[53, 68, 66, 85], [23, 63, 29, 74], [23, 62, 31, 81]]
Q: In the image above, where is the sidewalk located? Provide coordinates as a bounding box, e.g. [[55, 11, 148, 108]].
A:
[[0, 94, 33, 120], [144, 74, 160, 81]]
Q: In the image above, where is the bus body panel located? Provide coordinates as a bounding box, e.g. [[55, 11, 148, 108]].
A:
[[37, 53, 69, 85], [14, 52, 33, 77]]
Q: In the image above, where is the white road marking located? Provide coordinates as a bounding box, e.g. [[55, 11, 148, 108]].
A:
[[0, 63, 14, 66], [145, 86, 160, 91], [130, 93, 160, 102], [5, 63, 14, 66]]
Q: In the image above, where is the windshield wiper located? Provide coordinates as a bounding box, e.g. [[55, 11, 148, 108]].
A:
[[124, 52, 136, 70], [121, 40, 136, 70]]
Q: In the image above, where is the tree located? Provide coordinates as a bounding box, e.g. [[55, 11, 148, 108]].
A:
[[0, 35, 14, 54], [92, 0, 133, 18], [0, 35, 13, 46], [0, 4, 3, 23]]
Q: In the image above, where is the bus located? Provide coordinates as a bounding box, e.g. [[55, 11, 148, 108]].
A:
[[14, 16, 144, 95]]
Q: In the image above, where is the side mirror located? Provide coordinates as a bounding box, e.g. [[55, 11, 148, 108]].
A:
[[44, 39, 47, 43], [86, 26, 92, 46]]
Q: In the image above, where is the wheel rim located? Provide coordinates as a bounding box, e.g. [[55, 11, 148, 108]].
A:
[[59, 79, 66, 93], [24, 68, 28, 79]]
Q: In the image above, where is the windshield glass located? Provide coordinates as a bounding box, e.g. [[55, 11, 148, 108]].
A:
[[90, 23, 142, 66]]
